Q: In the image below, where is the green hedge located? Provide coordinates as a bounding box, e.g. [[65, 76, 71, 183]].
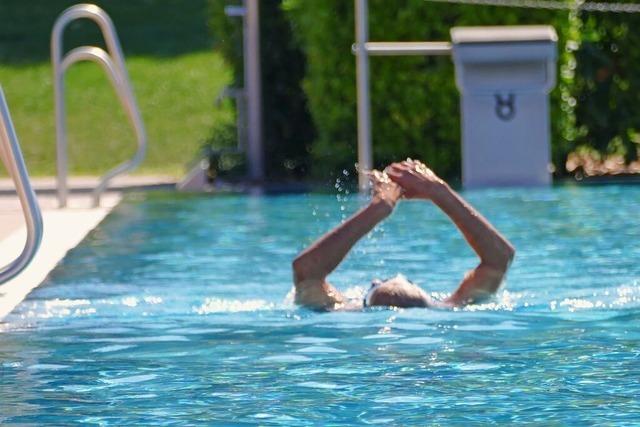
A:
[[210, 1, 640, 182], [209, 0, 314, 179], [572, 10, 640, 163], [284, 0, 565, 180]]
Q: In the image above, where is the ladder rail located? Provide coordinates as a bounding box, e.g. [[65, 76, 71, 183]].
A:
[[61, 46, 146, 207], [0, 87, 43, 284], [51, 3, 146, 208]]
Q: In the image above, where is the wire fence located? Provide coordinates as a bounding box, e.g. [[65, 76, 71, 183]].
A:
[[425, 0, 640, 13]]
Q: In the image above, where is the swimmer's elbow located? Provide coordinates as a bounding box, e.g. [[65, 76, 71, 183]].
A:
[[292, 258, 303, 283], [292, 256, 313, 283], [492, 241, 515, 273]]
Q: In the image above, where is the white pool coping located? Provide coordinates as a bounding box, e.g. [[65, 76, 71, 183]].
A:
[[0, 193, 121, 320]]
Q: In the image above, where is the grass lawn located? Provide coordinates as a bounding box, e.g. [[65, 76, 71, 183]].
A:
[[0, 0, 233, 178]]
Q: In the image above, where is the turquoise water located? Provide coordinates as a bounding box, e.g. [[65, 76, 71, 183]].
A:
[[1, 186, 639, 425]]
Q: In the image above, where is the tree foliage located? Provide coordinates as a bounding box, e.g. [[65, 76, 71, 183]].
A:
[[284, 0, 563, 180], [211, 0, 640, 182], [209, 0, 314, 179], [572, 10, 640, 162]]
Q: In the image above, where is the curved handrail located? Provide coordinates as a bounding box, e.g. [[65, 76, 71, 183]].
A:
[[0, 87, 43, 284], [61, 46, 146, 206], [51, 3, 146, 207]]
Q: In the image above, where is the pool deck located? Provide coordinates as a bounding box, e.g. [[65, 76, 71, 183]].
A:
[[0, 175, 176, 321]]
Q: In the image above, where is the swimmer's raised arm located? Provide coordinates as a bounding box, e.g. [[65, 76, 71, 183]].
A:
[[292, 174, 403, 309], [387, 160, 515, 306]]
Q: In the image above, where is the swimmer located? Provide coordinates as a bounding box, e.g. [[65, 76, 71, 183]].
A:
[[292, 159, 515, 310]]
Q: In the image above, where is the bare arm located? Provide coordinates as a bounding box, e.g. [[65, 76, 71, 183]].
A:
[[292, 174, 402, 309], [387, 161, 515, 306], [432, 183, 515, 305]]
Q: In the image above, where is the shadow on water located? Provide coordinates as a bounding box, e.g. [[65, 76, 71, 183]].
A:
[[0, 0, 212, 64]]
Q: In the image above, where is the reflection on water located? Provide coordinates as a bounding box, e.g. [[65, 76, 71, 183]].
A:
[[1, 187, 640, 424]]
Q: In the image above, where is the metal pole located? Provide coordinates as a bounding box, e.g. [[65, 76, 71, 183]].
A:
[[0, 87, 43, 284], [51, 4, 146, 207], [359, 41, 452, 56], [355, 0, 372, 191], [52, 38, 68, 207], [245, 0, 264, 182], [59, 46, 147, 207]]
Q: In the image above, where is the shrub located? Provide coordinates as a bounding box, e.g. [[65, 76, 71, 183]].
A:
[[572, 10, 640, 163], [208, 0, 315, 179], [284, 0, 565, 181], [211, 1, 640, 182]]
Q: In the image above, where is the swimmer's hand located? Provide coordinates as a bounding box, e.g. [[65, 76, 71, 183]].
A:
[[386, 159, 446, 200], [368, 169, 403, 210]]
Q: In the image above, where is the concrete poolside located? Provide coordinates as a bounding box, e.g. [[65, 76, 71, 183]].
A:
[[0, 175, 176, 321]]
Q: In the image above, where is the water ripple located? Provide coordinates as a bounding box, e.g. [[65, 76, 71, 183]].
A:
[[2, 189, 640, 424]]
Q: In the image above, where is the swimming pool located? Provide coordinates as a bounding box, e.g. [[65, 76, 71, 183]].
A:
[[1, 185, 639, 424]]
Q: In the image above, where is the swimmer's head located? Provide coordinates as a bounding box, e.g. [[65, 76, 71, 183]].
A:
[[364, 274, 431, 308]]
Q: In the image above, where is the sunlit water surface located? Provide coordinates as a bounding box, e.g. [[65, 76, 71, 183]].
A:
[[1, 186, 639, 425]]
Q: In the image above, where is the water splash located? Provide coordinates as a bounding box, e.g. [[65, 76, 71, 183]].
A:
[[192, 298, 276, 314]]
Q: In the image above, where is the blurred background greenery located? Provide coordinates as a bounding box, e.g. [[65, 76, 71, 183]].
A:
[[0, 0, 232, 177], [1, 0, 639, 182], [212, 0, 640, 181]]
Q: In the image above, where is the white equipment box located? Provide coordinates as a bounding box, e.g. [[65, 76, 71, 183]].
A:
[[451, 26, 558, 187]]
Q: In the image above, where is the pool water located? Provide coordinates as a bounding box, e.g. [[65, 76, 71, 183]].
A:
[[1, 186, 639, 425]]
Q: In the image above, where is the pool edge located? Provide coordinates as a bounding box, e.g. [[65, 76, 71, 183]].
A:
[[0, 196, 121, 321]]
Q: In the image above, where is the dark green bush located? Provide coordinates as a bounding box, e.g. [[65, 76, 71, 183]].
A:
[[208, 0, 315, 179], [572, 10, 640, 163], [210, 1, 640, 182], [0, 0, 212, 64], [285, 0, 565, 180], [201, 121, 247, 181]]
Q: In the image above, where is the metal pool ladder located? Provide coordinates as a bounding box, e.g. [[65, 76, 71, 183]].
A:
[[0, 87, 43, 284], [52, 3, 146, 208]]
